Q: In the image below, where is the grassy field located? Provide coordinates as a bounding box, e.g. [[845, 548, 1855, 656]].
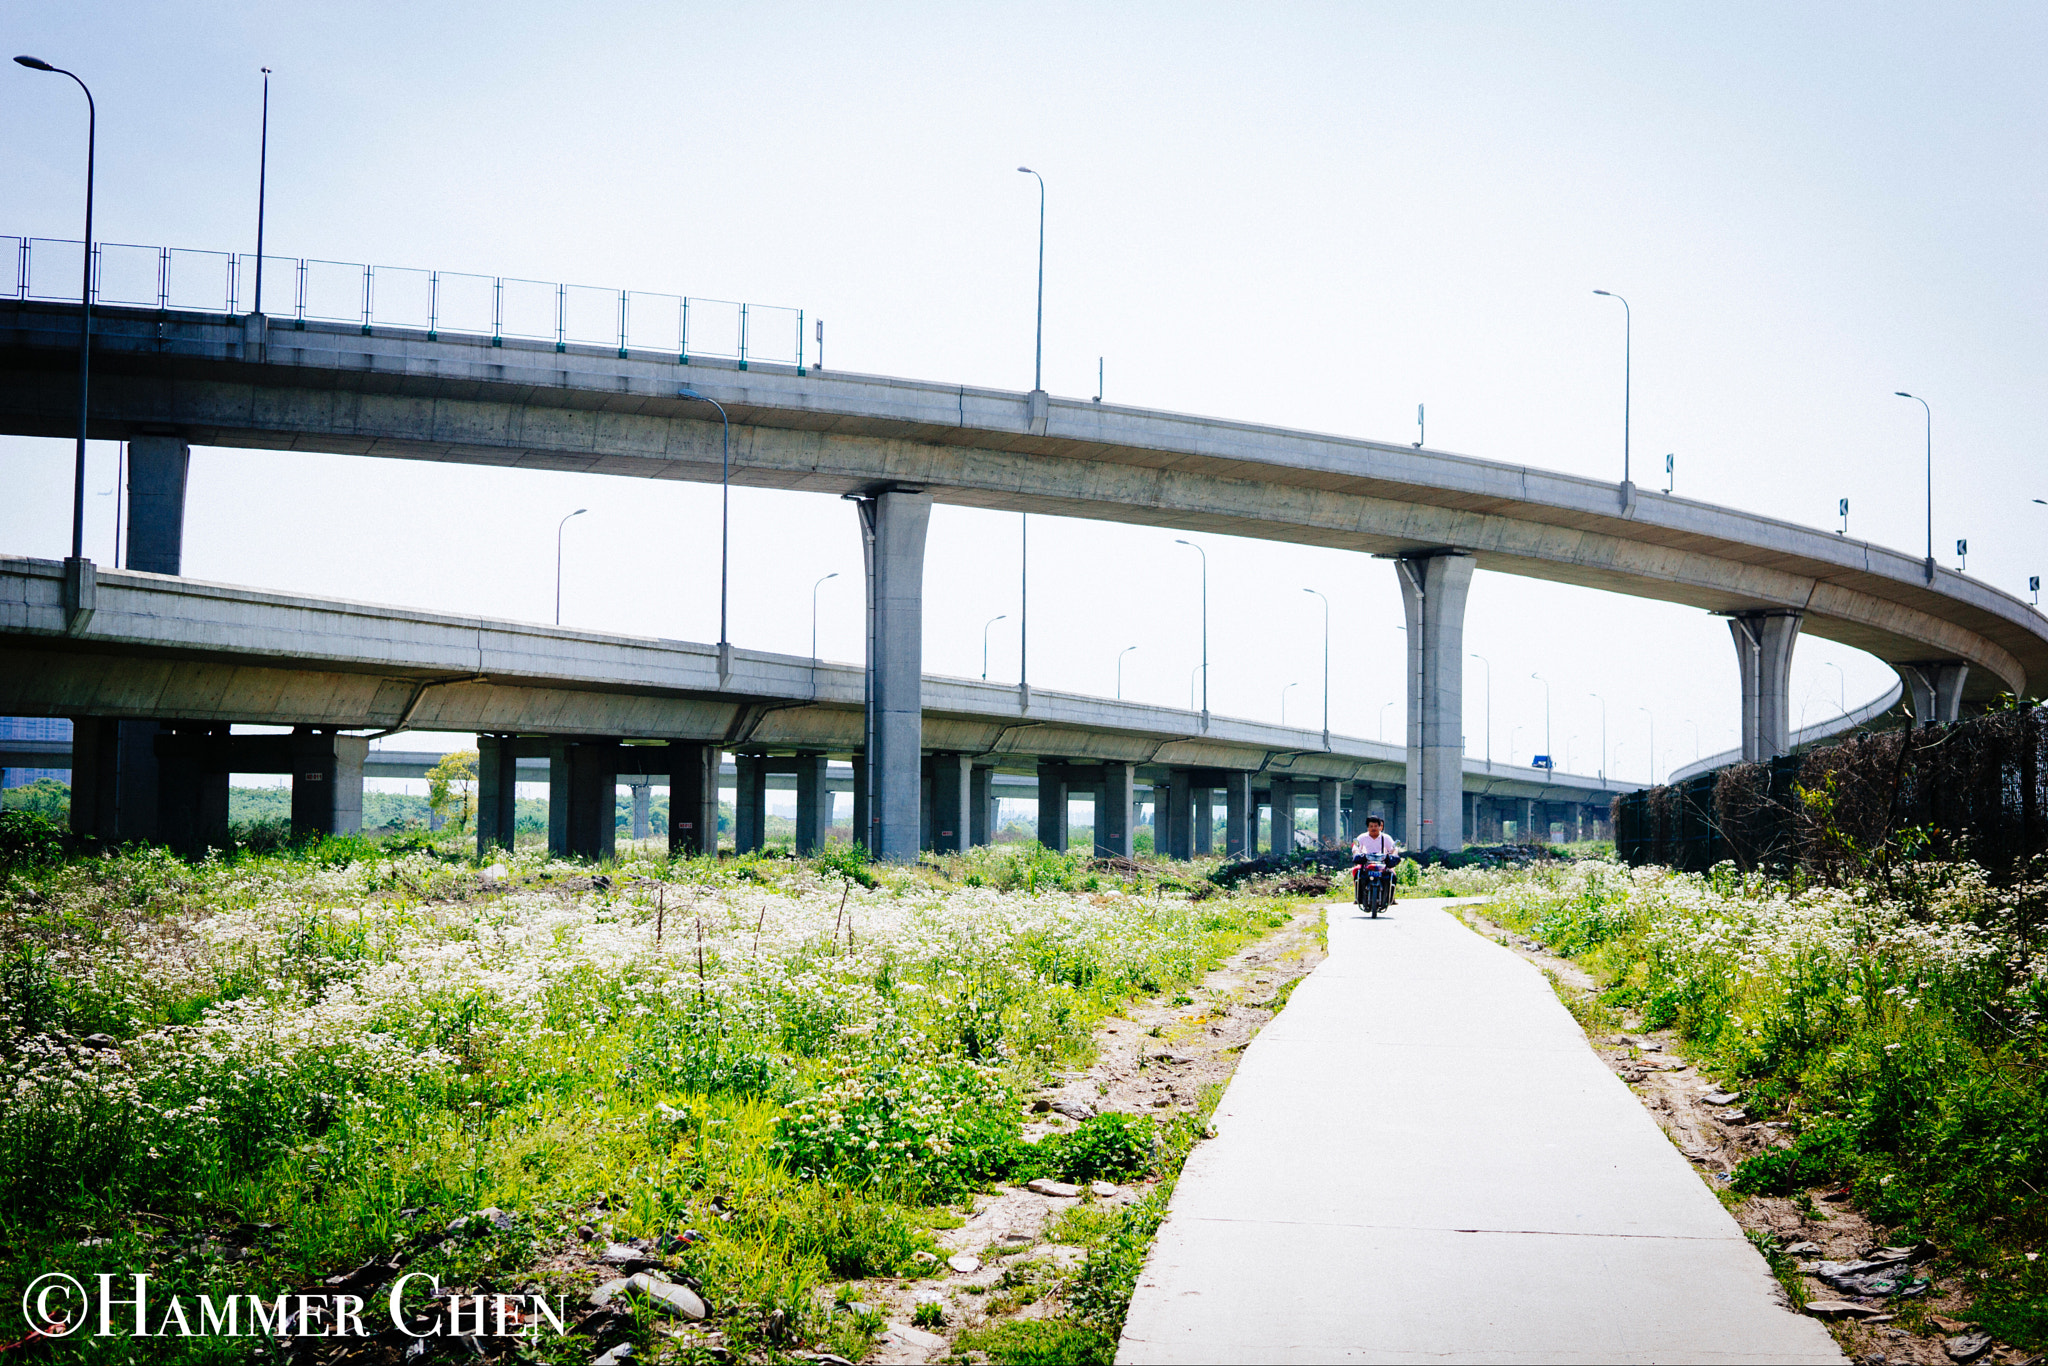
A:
[[0, 819, 1297, 1363]]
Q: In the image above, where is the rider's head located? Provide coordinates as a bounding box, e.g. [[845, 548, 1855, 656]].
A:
[[1366, 815, 1383, 830]]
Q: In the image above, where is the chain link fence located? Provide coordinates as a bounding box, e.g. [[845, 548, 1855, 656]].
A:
[[2, 235, 804, 371]]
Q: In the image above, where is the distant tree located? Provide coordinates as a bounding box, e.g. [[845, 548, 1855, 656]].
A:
[[0, 778, 69, 820], [427, 749, 480, 834]]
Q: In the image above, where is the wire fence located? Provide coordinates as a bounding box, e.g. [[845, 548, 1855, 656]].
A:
[[2, 234, 804, 370]]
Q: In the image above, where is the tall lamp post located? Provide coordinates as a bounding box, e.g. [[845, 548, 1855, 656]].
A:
[[1017, 167, 1045, 393], [1895, 391, 1934, 582], [982, 613, 1007, 682], [678, 388, 732, 675], [1593, 289, 1631, 490], [1531, 671, 1552, 760], [1380, 700, 1394, 742], [1303, 587, 1330, 746], [1822, 660, 1846, 717], [1639, 707, 1658, 786], [1280, 681, 1300, 726], [254, 67, 271, 318], [1116, 644, 1137, 699], [1588, 691, 1608, 780], [811, 571, 839, 670], [1175, 540, 1209, 728], [1470, 652, 1492, 771], [554, 509, 586, 624], [15, 56, 95, 586]]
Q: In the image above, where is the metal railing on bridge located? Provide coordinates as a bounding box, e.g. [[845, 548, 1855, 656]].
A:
[[2, 234, 804, 370]]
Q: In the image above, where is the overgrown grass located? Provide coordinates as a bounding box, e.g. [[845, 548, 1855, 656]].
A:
[[1484, 856, 2048, 1349], [0, 821, 1284, 1361]]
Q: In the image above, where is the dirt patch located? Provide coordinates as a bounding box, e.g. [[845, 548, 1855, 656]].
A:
[[1457, 906, 2031, 1366], [833, 900, 1330, 1362]]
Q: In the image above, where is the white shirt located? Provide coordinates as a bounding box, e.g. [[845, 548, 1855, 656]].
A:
[[1353, 830, 1399, 858]]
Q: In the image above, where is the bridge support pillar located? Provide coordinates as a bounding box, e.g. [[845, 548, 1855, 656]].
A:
[[152, 724, 230, 856], [565, 742, 619, 861], [477, 736, 516, 855], [1270, 777, 1297, 853], [1097, 761, 1135, 857], [1727, 611, 1802, 761], [852, 489, 933, 861], [666, 742, 718, 857], [630, 783, 652, 841], [795, 752, 831, 854], [126, 435, 190, 574], [1165, 769, 1194, 859], [1395, 551, 1475, 851], [733, 753, 767, 854], [1192, 784, 1213, 855], [970, 765, 993, 846], [1317, 779, 1340, 848], [929, 752, 970, 853], [1899, 662, 1969, 726], [289, 728, 365, 839], [1037, 760, 1070, 852], [1223, 772, 1251, 856]]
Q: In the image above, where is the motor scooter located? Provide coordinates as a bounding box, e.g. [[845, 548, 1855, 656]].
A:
[[1352, 853, 1398, 917]]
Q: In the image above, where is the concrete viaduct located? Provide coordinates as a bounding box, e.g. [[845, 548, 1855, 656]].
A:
[[4, 286, 2045, 860], [0, 558, 1619, 858]]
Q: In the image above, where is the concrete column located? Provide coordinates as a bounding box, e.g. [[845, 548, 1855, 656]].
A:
[[1396, 551, 1476, 851], [1388, 785, 1407, 845], [1167, 768, 1195, 859], [1223, 772, 1251, 857], [476, 735, 516, 854], [1726, 611, 1803, 761], [630, 784, 651, 841], [850, 751, 868, 852], [152, 724, 230, 857], [1098, 761, 1135, 857], [855, 489, 934, 861], [66, 716, 119, 840], [288, 728, 347, 838], [567, 743, 619, 861], [930, 751, 970, 853], [1036, 761, 1070, 851], [794, 752, 830, 854], [1317, 778, 1340, 847], [334, 735, 366, 835], [1270, 777, 1295, 853], [734, 753, 767, 853], [666, 741, 717, 857], [546, 739, 572, 856], [970, 765, 993, 846], [126, 436, 191, 575], [1192, 785, 1214, 855], [1899, 662, 1969, 726]]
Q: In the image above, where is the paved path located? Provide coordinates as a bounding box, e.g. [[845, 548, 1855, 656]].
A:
[[1117, 898, 1844, 1365]]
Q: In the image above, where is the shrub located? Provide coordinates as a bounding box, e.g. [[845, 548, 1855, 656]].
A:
[[1031, 1112, 1157, 1182]]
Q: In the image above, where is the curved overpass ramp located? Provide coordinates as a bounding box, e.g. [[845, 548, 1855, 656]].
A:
[[4, 294, 2043, 851]]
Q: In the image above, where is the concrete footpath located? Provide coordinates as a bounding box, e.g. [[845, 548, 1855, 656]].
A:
[[1116, 898, 1844, 1365]]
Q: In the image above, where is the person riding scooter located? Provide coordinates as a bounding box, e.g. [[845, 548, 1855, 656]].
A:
[[1351, 814, 1403, 909]]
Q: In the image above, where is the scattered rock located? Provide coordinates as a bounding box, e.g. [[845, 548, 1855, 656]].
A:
[[1030, 1098, 1052, 1113], [573, 1307, 633, 1342], [592, 1345, 635, 1366], [1804, 1300, 1882, 1319], [1026, 1179, 1081, 1198], [576, 1223, 597, 1242], [446, 1206, 514, 1236], [1945, 1333, 1994, 1363], [910, 1250, 938, 1265], [589, 1273, 706, 1320], [600, 1242, 656, 1271], [1091, 1181, 1119, 1198], [81, 1033, 119, 1050], [1781, 1241, 1823, 1256], [1817, 1260, 1930, 1298], [882, 1324, 947, 1351], [1052, 1099, 1096, 1121], [1703, 1091, 1741, 1106], [946, 1253, 981, 1274]]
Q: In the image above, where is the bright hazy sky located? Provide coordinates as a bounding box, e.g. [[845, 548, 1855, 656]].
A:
[[5, 2, 2044, 785]]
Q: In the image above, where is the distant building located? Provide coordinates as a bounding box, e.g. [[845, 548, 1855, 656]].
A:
[[0, 716, 70, 788]]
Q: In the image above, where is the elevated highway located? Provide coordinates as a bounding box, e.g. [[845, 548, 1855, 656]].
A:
[[6, 254, 2041, 854]]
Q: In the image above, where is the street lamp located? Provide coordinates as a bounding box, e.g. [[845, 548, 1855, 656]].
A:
[[1017, 167, 1045, 393], [15, 55, 96, 578], [677, 387, 732, 675], [1175, 539, 1209, 727], [1593, 289, 1631, 489], [1822, 660, 1846, 717], [1682, 716, 1699, 761], [254, 67, 271, 318], [1116, 644, 1137, 699], [1588, 691, 1607, 780], [1531, 671, 1552, 760], [982, 613, 1008, 682], [1188, 663, 1206, 712], [554, 509, 587, 624], [1380, 700, 1395, 742], [1280, 681, 1300, 726], [1895, 391, 1933, 582], [1470, 652, 1492, 771], [1303, 587, 1330, 745], [812, 571, 839, 672], [1639, 707, 1658, 786]]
